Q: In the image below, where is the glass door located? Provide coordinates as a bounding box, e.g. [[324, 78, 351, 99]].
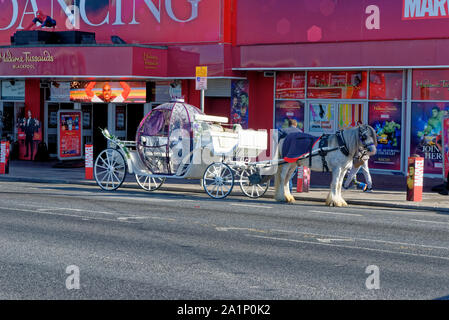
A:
[[336, 102, 367, 130]]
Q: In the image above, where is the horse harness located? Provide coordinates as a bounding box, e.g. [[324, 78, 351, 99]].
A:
[[317, 130, 349, 172]]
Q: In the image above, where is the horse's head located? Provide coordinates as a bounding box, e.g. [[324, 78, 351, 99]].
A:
[[358, 124, 377, 156]]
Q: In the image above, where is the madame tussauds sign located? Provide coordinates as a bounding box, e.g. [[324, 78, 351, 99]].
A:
[[0, 0, 220, 44]]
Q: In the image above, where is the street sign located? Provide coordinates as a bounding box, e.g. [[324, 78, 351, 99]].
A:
[[195, 66, 208, 90]]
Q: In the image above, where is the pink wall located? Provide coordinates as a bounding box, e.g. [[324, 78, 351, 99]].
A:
[[236, 0, 449, 45]]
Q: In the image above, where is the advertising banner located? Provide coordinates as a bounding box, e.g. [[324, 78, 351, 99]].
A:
[[57, 110, 82, 160], [307, 71, 367, 99], [230, 80, 249, 129], [0, 0, 222, 45], [309, 103, 335, 133], [443, 115, 449, 182], [368, 102, 402, 171], [70, 81, 146, 103], [410, 102, 448, 174], [275, 72, 305, 99], [274, 100, 304, 131]]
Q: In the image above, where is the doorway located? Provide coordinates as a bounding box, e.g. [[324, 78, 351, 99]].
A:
[[93, 104, 108, 157], [127, 104, 144, 142]]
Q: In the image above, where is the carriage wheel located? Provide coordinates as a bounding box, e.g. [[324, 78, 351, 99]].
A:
[[135, 174, 165, 191], [240, 166, 270, 198], [94, 148, 127, 191], [202, 162, 234, 199]]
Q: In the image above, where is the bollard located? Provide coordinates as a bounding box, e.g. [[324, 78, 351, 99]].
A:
[[0, 141, 10, 174], [406, 156, 424, 202], [297, 166, 310, 193], [85, 144, 93, 180]]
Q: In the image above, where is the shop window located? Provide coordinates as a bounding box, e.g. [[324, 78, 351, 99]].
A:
[[307, 71, 367, 99], [274, 100, 304, 132], [369, 71, 403, 100], [410, 102, 448, 174], [275, 71, 305, 99], [413, 69, 449, 100], [368, 102, 402, 171]]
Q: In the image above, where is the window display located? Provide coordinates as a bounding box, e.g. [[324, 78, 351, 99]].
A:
[[307, 71, 367, 99], [368, 102, 402, 171], [369, 70, 403, 100]]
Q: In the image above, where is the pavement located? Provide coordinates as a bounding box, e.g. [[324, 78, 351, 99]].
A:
[[0, 160, 448, 213]]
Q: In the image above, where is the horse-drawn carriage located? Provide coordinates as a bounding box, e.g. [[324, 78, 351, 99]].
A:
[[93, 100, 271, 199]]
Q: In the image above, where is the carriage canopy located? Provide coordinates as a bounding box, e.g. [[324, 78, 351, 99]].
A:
[[136, 101, 203, 175]]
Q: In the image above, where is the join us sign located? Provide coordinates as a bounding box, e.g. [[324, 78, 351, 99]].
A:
[[0, 0, 222, 45]]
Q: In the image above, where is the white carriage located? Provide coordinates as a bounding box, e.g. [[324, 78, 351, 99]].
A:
[[93, 100, 271, 199]]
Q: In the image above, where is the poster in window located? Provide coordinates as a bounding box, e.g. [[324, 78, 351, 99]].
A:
[[230, 80, 249, 129], [275, 72, 305, 99], [116, 106, 126, 131], [309, 103, 335, 133], [57, 110, 82, 160], [338, 103, 364, 130], [82, 108, 91, 130], [275, 100, 304, 132], [307, 71, 367, 99], [368, 102, 402, 171], [369, 71, 403, 100], [410, 102, 448, 174], [443, 115, 449, 182], [412, 69, 449, 100]]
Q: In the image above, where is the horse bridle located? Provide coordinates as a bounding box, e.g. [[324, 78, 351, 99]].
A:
[[359, 126, 376, 151]]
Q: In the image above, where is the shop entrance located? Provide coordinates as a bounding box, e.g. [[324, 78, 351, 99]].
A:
[[93, 103, 108, 158], [45, 102, 74, 157], [114, 104, 144, 142]]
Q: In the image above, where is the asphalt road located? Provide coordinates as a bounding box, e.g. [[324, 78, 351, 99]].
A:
[[0, 180, 448, 300]]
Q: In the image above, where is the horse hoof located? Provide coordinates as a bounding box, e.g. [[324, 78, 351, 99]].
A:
[[287, 195, 296, 204]]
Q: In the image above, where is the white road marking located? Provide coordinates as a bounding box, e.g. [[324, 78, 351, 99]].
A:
[[309, 210, 363, 217], [230, 203, 272, 209], [37, 207, 118, 216], [411, 219, 449, 225], [0, 206, 138, 224], [270, 228, 449, 251], [316, 238, 353, 243], [248, 234, 449, 261], [216, 227, 266, 233], [117, 216, 176, 222]]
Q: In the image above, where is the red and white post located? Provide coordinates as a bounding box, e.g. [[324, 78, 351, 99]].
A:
[[85, 144, 93, 180], [406, 156, 424, 202], [296, 166, 310, 193], [0, 141, 10, 174]]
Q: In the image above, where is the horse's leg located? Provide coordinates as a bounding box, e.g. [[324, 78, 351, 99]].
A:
[[284, 164, 296, 203], [336, 169, 348, 207], [326, 168, 344, 207], [274, 163, 286, 202]]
